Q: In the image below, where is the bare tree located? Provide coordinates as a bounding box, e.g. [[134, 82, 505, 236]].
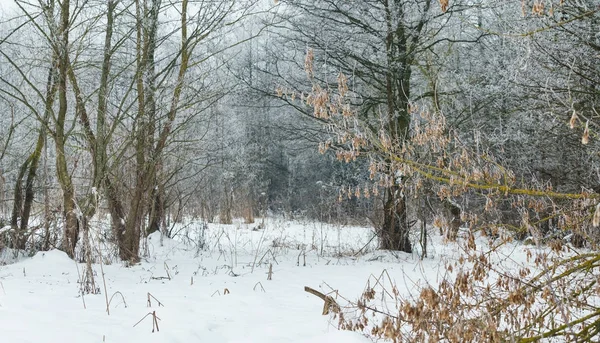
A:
[[272, 0, 484, 251]]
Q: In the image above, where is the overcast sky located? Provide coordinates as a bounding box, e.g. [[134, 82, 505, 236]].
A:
[[0, 1, 17, 15]]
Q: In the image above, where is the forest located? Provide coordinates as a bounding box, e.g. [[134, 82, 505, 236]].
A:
[[0, 0, 600, 342]]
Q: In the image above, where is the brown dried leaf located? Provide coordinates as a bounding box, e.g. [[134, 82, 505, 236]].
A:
[[304, 48, 314, 78], [593, 203, 600, 227], [569, 110, 577, 129], [582, 120, 590, 145], [439, 0, 449, 12]]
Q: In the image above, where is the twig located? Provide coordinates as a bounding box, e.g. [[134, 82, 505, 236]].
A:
[[164, 262, 171, 280], [254, 282, 266, 292], [133, 311, 161, 332], [96, 245, 110, 315], [257, 248, 279, 266], [251, 225, 268, 273], [73, 257, 86, 310], [354, 233, 378, 257], [108, 291, 128, 310], [147, 292, 164, 307], [150, 262, 172, 281], [152, 311, 160, 332], [211, 290, 221, 297], [267, 263, 273, 280], [213, 229, 226, 252]]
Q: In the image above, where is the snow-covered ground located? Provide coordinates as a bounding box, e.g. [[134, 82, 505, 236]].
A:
[[0, 218, 535, 342]]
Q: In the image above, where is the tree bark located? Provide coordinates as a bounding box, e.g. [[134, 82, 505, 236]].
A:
[[55, 0, 79, 258], [121, 0, 190, 261], [378, 0, 414, 253], [147, 184, 165, 235], [381, 185, 412, 252], [10, 157, 29, 249]]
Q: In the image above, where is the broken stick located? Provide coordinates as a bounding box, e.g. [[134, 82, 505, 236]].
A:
[[304, 286, 340, 315]]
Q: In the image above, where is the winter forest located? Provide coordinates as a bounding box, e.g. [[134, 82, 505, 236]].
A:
[[0, 0, 599, 342]]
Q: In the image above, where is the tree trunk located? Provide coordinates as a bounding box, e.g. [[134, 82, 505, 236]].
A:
[[119, 0, 191, 261], [80, 216, 97, 293], [10, 158, 29, 249], [220, 183, 233, 224], [0, 171, 5, 221], [117, 0, 162, 262], [105, 179, 126, 248], [42, 129, 51, 251], [8, 124, 46, 250], [20, 126, 46, 242], [122, 181, 144, 262], [55, 0, 79, 258], [60, 189, 79, 257], [378, 0, 416, 253], [380, 185, 411, 252], [147, 184, 165, 235]]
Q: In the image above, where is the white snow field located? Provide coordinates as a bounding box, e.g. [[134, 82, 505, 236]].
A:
[[0, 217, 534, 343]]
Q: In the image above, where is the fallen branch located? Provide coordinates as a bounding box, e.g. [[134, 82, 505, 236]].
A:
[[149, 263, 172, 281], [304, 286, 340, 315]]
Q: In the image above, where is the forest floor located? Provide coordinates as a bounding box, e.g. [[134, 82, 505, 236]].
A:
[[0, 217, 538, 342]]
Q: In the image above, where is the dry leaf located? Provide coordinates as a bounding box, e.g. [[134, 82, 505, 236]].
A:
[[593, 203, 600, 227], [569, 110, 577, 129], [304, 48, 314, 78], [439, 0, 449, 12], [582, 120, 590, 145]]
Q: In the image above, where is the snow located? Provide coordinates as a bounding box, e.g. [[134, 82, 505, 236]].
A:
[[0, 218, 534, 342]]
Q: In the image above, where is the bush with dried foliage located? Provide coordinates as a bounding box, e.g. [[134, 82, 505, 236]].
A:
[[326, 236, 600, 342], [284, 36, 600, 339]]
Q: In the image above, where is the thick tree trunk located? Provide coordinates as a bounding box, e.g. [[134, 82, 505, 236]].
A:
[[147, 185, 165, 235], [378, 0, 415, 253], [55, 0, 79, 258], [220, 183, 233, 224], [20, 128, 45, 238], [61, 191, 79, 257], [380, 186, 412, 252], [122, 181, 145, 262], [105, 179, 126, 248]]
